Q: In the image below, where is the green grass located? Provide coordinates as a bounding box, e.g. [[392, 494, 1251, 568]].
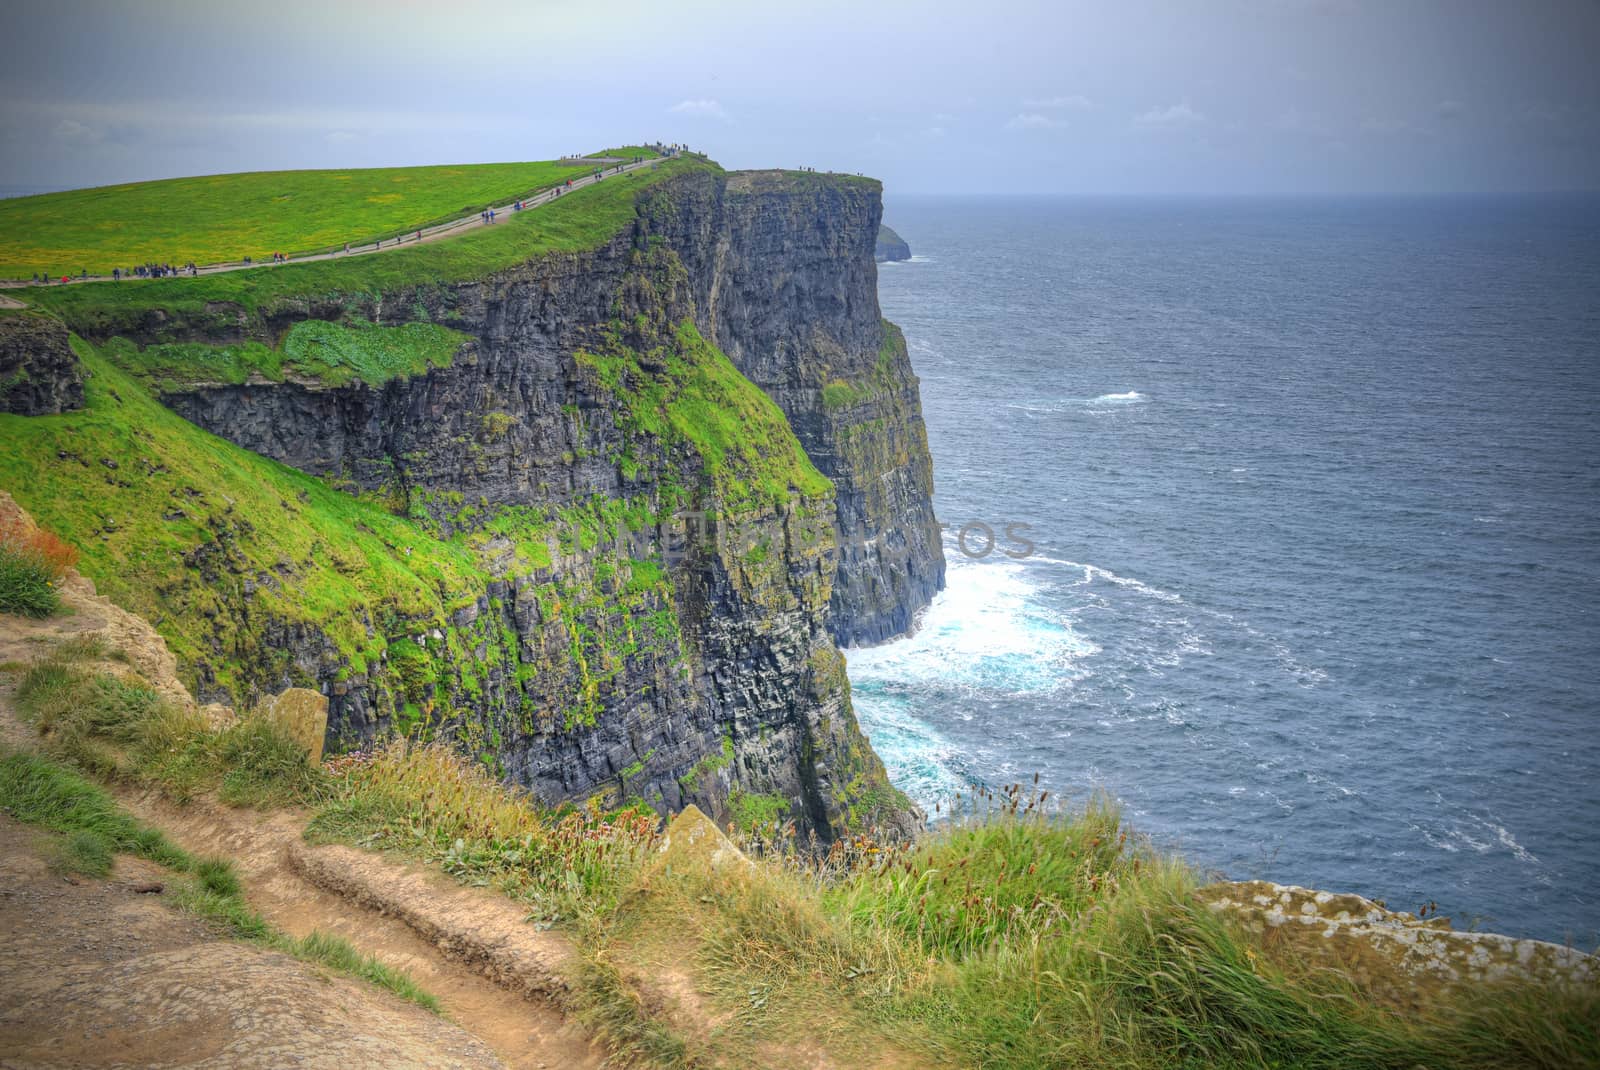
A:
[[600, 146, 665, 160], [0, 745, 438, 1012], [0, 159, 598, 277], [105, 318, 469, 392], [577, 319, 833, 511], [727, 789, 790, 832], [0, 542, 59, 617], [53, 827, 116, 876], [0, 340, 495, 696], [0, 747, 201, 871], [306, 741, 661, 925], [576, 791, 1600, 1070], [14, 641, 327, 806], [292, 930, 441, 1012], [16, 155, 715, 336]]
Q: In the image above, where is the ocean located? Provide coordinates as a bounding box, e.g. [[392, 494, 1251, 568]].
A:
[[852, 193, 1600, 947]]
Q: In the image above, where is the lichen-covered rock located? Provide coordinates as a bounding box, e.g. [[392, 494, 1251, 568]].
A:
[[655, 804, 750, 872], [259, 687, 329, 763], [0, 314, 84, 415], [1200, 879, 1597, 1007]]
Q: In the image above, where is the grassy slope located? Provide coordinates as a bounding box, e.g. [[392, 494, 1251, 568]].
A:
[[304, 740, 1600, 1070], [103, 318, 470, 391], [17, 156, 716, 333], [0, 160, 596, 277], [601, 146, 664, 159], [579, 320, 832, 511], [0, 343, 488, 684]]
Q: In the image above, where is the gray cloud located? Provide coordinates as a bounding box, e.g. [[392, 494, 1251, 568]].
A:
[[2, 0, 1597, 195]]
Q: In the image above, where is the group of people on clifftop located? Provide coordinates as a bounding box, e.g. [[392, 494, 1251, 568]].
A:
[[36, 261, 199, 283], [15, 145, 694, 287]]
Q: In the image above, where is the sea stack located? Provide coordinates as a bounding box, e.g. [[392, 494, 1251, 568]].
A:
[[875, 223, 911, 262]]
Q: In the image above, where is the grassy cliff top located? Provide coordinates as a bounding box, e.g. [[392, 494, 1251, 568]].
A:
[[0, 160, 615, 278], [18, 155, 722, 333]]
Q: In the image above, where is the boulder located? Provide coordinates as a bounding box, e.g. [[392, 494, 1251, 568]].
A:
[[259, 687, 330, 764], [655, 804, 750, 872]]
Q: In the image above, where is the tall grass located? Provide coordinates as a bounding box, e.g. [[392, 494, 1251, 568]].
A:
[[0, 517, 77, 618], [14, 641, 327, 805], [13, 634, 1589, 1066], [308, 739, 660, 923], [573, 784, 1599, 1070]]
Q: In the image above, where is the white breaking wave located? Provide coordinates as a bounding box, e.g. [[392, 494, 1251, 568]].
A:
[[848, 553, 1098, 698], [1005, 391, 1148, 414], [1032, 556, 1188, 605], [846, 552, 1099, 812]]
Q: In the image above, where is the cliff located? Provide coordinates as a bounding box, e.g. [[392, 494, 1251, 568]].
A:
[[694, 172, 943, 644], [875, 223, 911, 263], [0, 161, 942, 839], [0, 312, 83, 415]]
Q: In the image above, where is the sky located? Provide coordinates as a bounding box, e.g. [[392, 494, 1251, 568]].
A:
[[2, 0, 1598, 196]]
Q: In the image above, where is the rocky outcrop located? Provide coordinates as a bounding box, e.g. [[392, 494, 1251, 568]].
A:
[[132, 169, 936, 838], [1201, 880, 1596, 1008], [0, 314, 84, 415], [875, 224, 911, 263]]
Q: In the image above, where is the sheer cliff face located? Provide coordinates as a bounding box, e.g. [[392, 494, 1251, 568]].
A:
[[697, 172, 946, 646], [157, 169, 941, 836]]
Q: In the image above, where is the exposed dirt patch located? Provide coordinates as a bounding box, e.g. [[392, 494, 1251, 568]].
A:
[[112, 791, 603, 1070], [0, 815, 506, 1069]]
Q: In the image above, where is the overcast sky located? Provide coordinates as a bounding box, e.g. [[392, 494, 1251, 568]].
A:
[[3, 0, 1598, 196]]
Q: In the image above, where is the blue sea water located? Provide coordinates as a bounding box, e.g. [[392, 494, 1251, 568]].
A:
[[852, 194, 1600, 947]]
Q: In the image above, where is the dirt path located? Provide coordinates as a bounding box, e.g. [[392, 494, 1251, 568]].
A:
[[114, 793, 604, 1070], [0, 153, 671, 289], [0, 666, 602, 1070], [0, 815, 508, 1069], [0, 676, 604, 1069]]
